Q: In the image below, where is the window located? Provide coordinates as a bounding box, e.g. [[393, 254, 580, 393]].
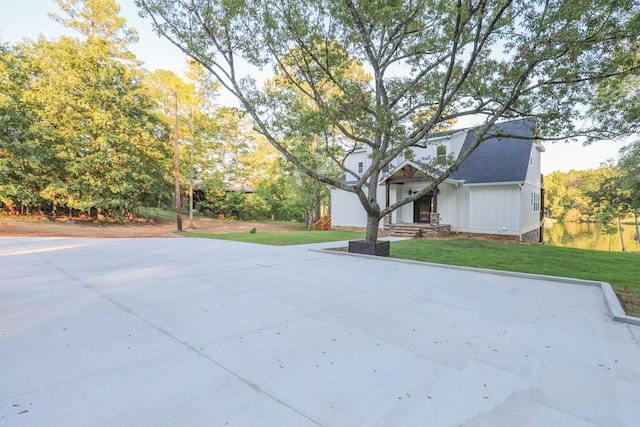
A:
[[436, 145, 447, 165], [531, 191, 540, 212], [357, 161, 363, 174]]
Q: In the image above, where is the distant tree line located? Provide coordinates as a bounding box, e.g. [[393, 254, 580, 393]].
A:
[[545, 140, 640, 250]]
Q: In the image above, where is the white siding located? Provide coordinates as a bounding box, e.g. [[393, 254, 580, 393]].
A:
[[392, 185, 412, 223], [410, 131, 468, 165], [454, 186, 471, 232], [519, 144, 543, 234], [330, 186, 385, 228], [344, 150, 368, 181], [520, 182, 541, 233], [436, 182, 460, 228], [396, 184, 416, 223], [330, 189, 366, 226], [468, 185, 520, 235], [524, 143, 543, 186]]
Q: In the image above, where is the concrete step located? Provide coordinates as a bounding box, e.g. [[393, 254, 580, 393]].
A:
[[390, 226, 422, 238]]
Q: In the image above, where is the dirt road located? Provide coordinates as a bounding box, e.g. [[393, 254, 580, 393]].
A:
[[0, 217, 304, 238]]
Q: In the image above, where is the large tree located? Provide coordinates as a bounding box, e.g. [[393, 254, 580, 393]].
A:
[[0, 43, 48, 214], [588, 166, 631, 252], [138, 0, 640, 243]]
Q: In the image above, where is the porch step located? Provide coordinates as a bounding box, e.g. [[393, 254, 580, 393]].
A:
[[390, 225, 424, 238], [390, 223, 452, 238]]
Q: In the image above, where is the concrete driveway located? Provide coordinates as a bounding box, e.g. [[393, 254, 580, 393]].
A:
[[1, 237, 639, 426]]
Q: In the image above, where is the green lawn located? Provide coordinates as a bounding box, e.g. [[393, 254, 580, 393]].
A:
[[184, 230, 365, 245], [391, 239, 640, 316]]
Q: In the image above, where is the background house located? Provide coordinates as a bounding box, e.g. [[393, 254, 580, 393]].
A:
[[330, 120, 545, 242]]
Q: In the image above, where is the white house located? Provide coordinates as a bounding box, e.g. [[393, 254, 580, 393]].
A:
[[330, 120, 545, 242]]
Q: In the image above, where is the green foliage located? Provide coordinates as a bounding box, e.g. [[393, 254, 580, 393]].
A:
[[223, 190, 246, 219], [51, 0, 139, 56], [544, 167, 613, 222], [0, 0, 172, 218], [241, 193, 267, 219], [591, 34, 640, 138], [618, 141, 640, 211]]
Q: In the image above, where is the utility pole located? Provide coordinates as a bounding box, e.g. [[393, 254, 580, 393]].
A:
[[173, 92, 183, 232], [188, 106, 194, 229]]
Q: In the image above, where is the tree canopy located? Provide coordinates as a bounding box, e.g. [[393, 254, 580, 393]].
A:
[[138, 0, 640, 242], [0, 0, 172, 218]]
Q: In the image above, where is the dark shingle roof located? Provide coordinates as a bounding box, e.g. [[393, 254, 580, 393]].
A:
[[451, 120, 535, 184]]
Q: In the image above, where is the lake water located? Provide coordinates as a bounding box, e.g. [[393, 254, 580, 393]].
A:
[[544, 221, 640, 252]]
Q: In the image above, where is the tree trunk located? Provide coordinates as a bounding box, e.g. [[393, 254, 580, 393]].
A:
[[172, 92, 182, 232], [618, 209, 626, 252], [188, 182, 194, 229], [306, 210, 313, 231], [365, 212, 380, 242], [315, 198, 321, 224], [634, 208, 639, 245]]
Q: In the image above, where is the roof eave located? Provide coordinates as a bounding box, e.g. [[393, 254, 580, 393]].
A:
[[463, 181, 526, 187]]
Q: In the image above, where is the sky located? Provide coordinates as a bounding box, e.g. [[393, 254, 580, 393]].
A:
[[0, 0, 630, 175]]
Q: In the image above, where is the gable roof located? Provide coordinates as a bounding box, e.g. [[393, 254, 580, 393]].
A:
[[380, 159, 440, 182], [451, 120, 535, 184]]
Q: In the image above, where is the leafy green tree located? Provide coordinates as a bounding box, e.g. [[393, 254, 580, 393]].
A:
[[50, 0, 139, 59], [591, 33, 640, 138], [544, 172, 568, 220], [0, 42, 49, 214], [588, 166, 631, 251], [138, 1, 639, 243], [617, 141, 640, 244], [41, 38, 170, 216]]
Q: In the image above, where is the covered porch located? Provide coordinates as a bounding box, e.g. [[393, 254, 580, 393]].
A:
[[383, 162, 444, 228]]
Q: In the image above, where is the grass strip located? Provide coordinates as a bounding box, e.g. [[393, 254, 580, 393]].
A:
[[184, 230, 364, 245]]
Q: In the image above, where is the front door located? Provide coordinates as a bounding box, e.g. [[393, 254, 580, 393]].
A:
[[413, 195, 433, 223]]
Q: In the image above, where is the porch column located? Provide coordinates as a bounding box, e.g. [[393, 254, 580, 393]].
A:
[[385, 181, 391, 227], [385, 181, 389, 209], [433, 186, 438, 213]]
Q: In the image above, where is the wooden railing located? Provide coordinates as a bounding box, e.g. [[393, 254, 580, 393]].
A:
[[313, 215, 331, 231]]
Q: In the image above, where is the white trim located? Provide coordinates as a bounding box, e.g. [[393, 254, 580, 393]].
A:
[[517, 185, 522, 233]]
